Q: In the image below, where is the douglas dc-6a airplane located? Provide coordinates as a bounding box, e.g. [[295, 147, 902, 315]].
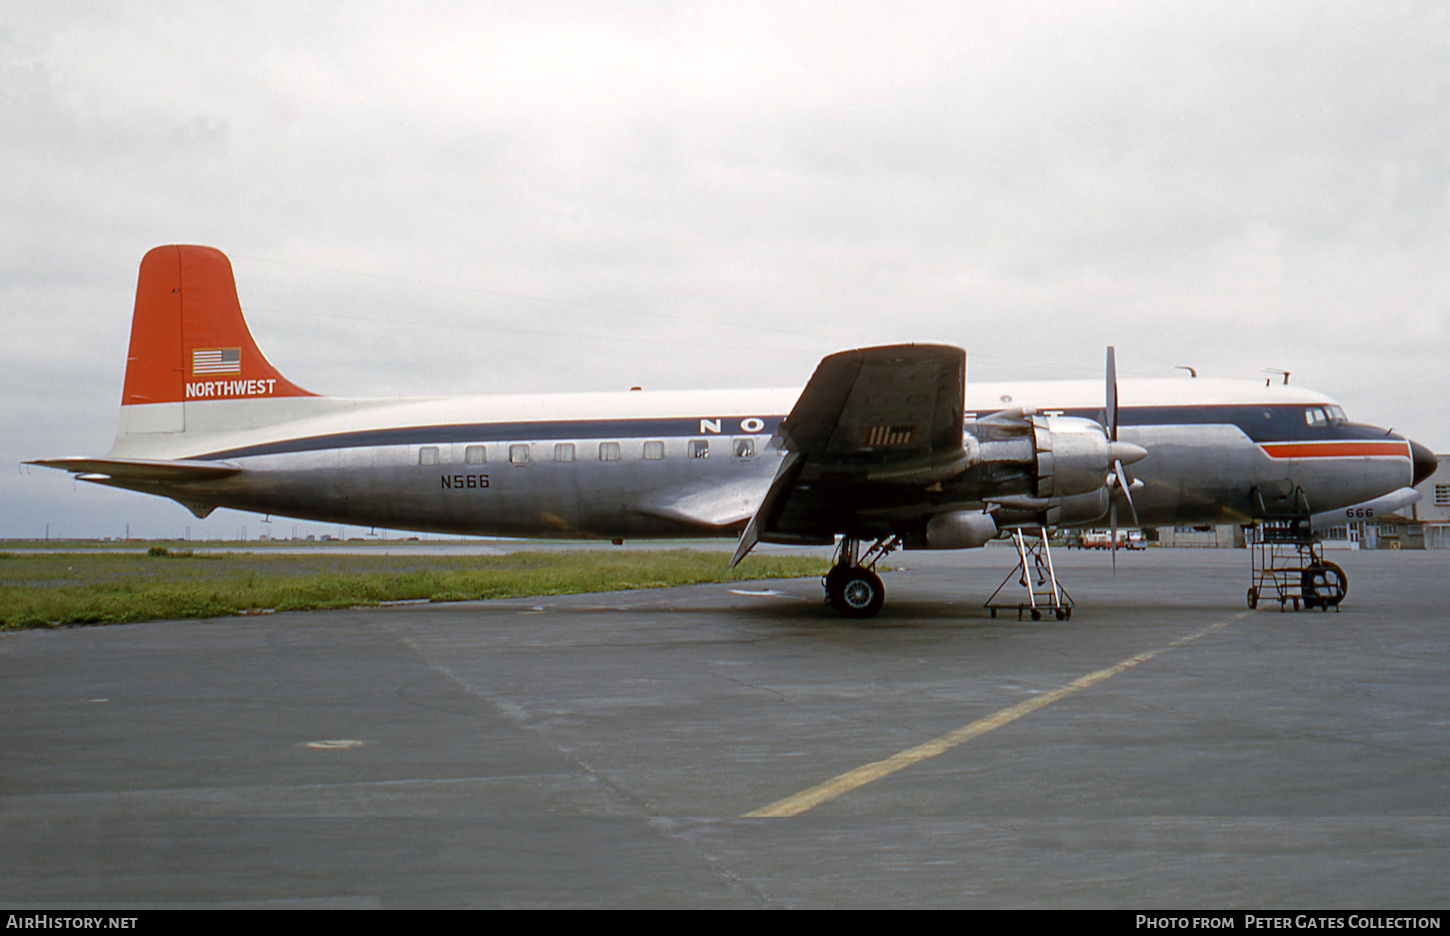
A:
[[33, 245, 1437, 617]]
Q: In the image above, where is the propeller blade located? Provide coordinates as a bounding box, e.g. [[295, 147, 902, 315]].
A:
[[1110, 500, 1118, 576], [1114, 459, 1139, 525], [1106, 346, 1119, 441]]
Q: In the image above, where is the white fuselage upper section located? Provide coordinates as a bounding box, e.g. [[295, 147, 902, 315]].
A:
[[107, 378, 1341, 462], [80, 375, 1414, 540]]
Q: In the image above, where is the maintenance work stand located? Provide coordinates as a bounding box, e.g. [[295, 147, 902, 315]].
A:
[[986, 526, 1074, 621], [1247, 518, 1347, 612]]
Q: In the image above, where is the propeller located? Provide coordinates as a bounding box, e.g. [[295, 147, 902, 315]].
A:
[[1105, 346, 1141, 573]]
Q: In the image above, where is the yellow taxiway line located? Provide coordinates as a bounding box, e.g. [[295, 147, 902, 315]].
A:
[[744, 613, 1248, 818]]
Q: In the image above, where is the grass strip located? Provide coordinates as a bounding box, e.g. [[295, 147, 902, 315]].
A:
[[0, 548, 828, 629]]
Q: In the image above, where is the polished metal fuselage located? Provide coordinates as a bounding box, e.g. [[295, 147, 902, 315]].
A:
[[98, 378, 1418, 541]]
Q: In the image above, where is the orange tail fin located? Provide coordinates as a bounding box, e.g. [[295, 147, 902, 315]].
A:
[[122, 245, 314, 405]]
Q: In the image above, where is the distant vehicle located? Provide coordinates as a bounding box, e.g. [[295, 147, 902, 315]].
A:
[[1069, 529, 1145, 550], [32, 245, 1437, 617]]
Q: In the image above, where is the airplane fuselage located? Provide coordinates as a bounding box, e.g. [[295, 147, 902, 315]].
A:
[[96, 378, 1420, 541], [36, 245, 1437, 617]]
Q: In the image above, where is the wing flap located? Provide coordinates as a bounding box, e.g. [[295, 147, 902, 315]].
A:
[[730, 451, 805, 566]]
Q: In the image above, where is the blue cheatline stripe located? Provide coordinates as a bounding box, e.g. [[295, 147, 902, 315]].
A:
[[1052, 404, 1392, 443], [193, 403, 1397, 462], [196, 415, 787, 460]]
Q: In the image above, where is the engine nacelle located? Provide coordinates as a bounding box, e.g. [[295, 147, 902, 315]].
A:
[[1049, 487, 1112, 527], [966, 413, 1146, 529], [1032, 415, 1142, 499], [924, 509, 999, 549]]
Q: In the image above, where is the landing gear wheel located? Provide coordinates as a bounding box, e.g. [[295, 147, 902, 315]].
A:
[[1246, 587, 1258, 610], [828, 568, 885, 619], [1301, 561, 1347, 610]]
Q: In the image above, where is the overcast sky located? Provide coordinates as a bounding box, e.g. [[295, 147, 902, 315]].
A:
[[4, 1, 1447, 540]]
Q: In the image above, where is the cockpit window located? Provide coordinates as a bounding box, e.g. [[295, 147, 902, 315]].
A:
[[1306, 405, 1348, 426]]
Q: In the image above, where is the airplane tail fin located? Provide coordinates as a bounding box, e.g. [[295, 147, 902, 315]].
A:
[[36, 246, 331, 510], [122, 245, 314, 407]]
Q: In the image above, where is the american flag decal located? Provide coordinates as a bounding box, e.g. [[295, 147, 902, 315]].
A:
[[865, 425, 915, 446], [192, 347, 242, 375]]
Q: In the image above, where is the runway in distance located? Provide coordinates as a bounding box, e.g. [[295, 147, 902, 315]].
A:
[[33, 245, 1437, 617]]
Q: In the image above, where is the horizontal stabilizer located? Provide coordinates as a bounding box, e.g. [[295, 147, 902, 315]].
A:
[[28, 457, 241, 482]]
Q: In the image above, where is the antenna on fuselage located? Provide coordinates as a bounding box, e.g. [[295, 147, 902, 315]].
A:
[[1264, 368, 1290, 386], [1175, 366, 1197, 378]]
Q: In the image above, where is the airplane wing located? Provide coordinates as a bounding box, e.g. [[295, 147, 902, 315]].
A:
[[780, 343, 968, 481], [732, 344, 966, 565]]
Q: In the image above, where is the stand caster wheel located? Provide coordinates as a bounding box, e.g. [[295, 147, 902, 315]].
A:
[[1302, 561, 1347, 610]]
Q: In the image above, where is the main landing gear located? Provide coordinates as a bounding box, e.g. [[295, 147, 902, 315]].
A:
[[824, 535, 901, 618]]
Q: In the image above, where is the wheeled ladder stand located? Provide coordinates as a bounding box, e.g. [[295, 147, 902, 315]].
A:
[[986, 526, 1074, 621]]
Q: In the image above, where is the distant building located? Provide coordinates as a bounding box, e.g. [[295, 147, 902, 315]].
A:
[[1156, 525, 1244, 548], [1405, 454, 1450, 549]]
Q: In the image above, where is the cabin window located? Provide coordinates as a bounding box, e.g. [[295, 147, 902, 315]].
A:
[[465, 445, 485, 465], [554, 443, 575, 463], [643, 441, 665, 460], [509, 444, 530, 465], [599, 442, 621, 461], [419, 446, 439, 466], [1305, 407, 1329, 427], [733, 437, 754, 459], [689, 439, 710, 459]]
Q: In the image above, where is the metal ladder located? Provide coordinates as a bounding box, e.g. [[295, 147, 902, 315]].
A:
[[986, 526, 1074, 621]]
